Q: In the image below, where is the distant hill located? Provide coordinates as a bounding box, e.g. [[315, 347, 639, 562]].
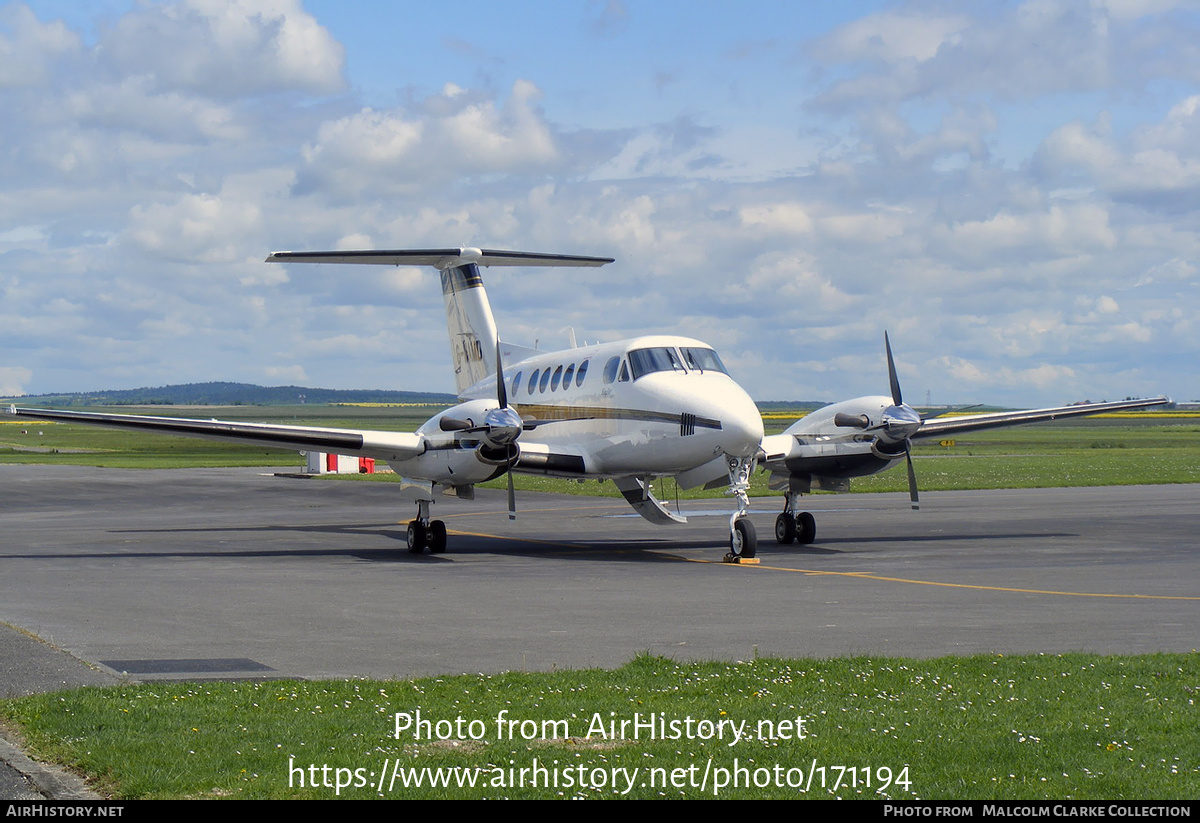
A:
[[6, 381, 458, 407]]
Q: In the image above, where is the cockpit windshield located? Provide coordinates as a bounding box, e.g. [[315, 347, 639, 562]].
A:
[[625, 346, 731, 380], [628, 347, 686, 380], [681, 347, 729, 375]]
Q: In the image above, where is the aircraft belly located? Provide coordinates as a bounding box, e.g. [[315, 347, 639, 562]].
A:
[[584, 424, 719, 475]]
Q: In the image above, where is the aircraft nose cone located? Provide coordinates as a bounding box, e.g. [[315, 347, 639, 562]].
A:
[[721, 389, 765, 457]]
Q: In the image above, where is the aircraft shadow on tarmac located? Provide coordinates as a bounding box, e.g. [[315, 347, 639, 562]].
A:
[[7, 521, 712, 564], [1, 519, 1081, 565]]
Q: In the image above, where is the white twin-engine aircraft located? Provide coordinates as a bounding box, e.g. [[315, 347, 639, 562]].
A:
[[9, 248, 1168, 562]]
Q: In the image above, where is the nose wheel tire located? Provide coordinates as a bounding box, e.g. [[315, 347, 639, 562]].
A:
[[726, 517, 757, 561]]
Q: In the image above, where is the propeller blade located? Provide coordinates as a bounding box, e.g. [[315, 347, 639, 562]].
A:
[[496, 342, 508, 409], [885, 331, 903, 406], [905, 444, 920, 510], [881, 333, 920, 509], [507, 468, 516, 521], [496, 341, 517, 520]]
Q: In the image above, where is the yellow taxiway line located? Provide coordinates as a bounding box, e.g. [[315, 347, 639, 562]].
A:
[[434, 523, 1200, 602], [706, 560, 1200, 601]]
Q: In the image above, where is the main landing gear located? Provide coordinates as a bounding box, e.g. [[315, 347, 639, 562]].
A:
[[407, 499, 447, 554], [724, 454, 758, 563], [775, 492, 816, 545]]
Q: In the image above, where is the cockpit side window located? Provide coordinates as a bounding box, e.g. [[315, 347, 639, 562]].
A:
[[628, 347, 687, 380], [680, 347, 729, 375], [618, 360, 630, 382]]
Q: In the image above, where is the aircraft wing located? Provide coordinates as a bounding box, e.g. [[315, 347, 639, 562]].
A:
[[6, 406, 425, 462], [266, 248, 614, 268], [914, 396, 1171, 439]]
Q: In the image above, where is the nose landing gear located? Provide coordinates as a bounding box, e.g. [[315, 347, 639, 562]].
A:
[[723, 454, 759, 563]]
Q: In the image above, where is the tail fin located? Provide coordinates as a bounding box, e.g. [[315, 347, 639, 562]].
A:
[[265, 247, 614, 395], [440, 263, 498, 394]]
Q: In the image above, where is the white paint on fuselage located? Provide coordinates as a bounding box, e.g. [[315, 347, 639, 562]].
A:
[[452, 334, 763, 478]]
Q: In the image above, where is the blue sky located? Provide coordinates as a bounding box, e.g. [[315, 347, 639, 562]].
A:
[[2, 0, 1197, 405]]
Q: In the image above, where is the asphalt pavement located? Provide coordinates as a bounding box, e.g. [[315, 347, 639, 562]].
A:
[[2, 465, 1197, 798]]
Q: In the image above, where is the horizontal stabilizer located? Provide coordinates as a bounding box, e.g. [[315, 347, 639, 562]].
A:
[[266, 248, 613, 270]]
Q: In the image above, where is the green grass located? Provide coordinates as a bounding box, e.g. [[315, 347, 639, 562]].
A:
[[3, 653, 1196, 799]]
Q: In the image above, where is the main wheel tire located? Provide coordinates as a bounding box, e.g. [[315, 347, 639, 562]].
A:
[[407, 520, 427, 553], [428, 520, 447, 554], [774, 512, 797, 544], [797, 511, 817, 545], [730, 518, 758, 559]]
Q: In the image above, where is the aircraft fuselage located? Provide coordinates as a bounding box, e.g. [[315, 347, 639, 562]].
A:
[[393, 334, 764, 488]]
